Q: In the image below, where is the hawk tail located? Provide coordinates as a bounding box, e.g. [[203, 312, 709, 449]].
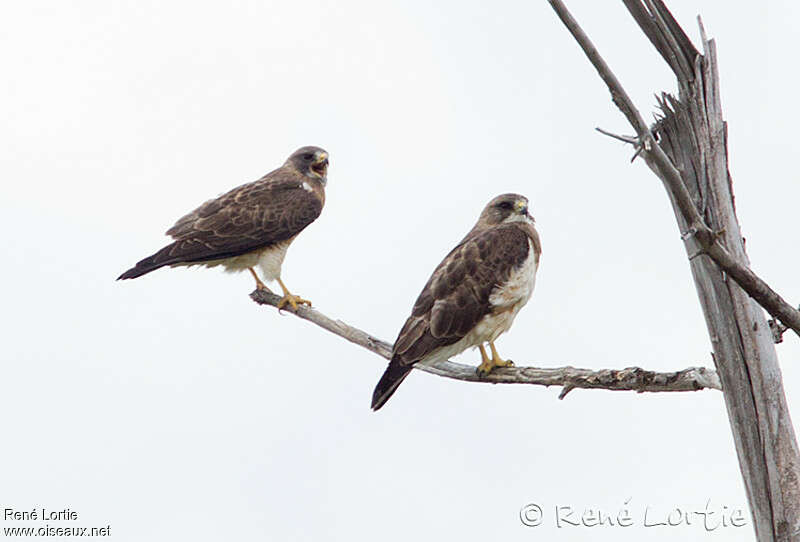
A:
[[371, 361, 414, 411], [117, 243, 181, 280]]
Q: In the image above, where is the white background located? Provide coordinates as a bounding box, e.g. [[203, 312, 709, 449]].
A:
[[2, 1, 798, 540]]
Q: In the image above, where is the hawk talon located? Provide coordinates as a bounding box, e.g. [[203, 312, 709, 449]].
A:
[[276, 293, 312, 312], [476, 362, 494, 377], [476, 358, 514, 376], [275, 277, 311, 311], [476, 342, 514, 376]]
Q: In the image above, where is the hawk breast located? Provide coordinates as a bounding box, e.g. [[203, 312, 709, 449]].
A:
[[488, 236, 539, 312]]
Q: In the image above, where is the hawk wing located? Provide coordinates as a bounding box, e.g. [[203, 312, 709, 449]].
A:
[[118, 169, 323, 279], [392, 224, 532, 365]]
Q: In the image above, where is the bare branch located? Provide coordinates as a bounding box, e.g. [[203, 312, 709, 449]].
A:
[[594, 127, 638, 145], [704, 242, 800, 339], [547, 2, 713, 238], [547, 0, 649, 135], [548, 0, 800, 339], [250, 288, 720, 397], [594, 127, 643, 162]]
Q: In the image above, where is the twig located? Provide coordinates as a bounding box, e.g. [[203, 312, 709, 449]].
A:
[[595, 127, 638, 145], [548, 0, 800, 339], [595, 127, 643, 162], [250, 289, 721, 397]]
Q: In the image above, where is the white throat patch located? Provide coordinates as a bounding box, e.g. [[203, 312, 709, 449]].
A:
[[502, 213, 534, 225]]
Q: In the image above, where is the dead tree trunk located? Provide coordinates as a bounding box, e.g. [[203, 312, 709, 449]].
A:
[[655, 76, 800, 542], [548, 1, 800, 540], [655, 90, 800, 540]]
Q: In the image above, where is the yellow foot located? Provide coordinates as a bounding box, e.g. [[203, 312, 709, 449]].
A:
[[476, 360, 494, 377], [476, 342, 515, 376], [476, 344, 494, 376], [277, 293, 312, 311], [275, 277, 311, 311]]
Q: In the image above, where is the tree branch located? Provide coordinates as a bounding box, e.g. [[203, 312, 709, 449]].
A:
[[548, 0, 800, 339], [250, 288, 720, 397]]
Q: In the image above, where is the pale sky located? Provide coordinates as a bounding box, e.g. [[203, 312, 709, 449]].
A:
[[1, 1, 798, 541]]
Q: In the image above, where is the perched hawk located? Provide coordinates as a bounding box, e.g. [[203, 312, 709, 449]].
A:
[[371, 193, 541, 411], [118, 146, 329, 310]]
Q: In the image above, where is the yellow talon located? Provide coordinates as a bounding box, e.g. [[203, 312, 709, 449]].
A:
[[476, 342, 514, 376], [476, 344, 494, 376], [276, 277, 311, 311], [277, 293, 312, 311], [490, 341, 514, 368]]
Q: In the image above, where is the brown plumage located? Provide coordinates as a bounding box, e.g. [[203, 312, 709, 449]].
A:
[[118, 146, 328, 309], [372, 193, 541, 411]]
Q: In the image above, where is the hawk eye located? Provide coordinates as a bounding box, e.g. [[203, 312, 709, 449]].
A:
[[302, 153, 314, 161], [498, 201, 513, 210]]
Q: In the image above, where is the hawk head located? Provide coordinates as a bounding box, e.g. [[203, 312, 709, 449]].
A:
[[477, 193, 533, 227], [287, 146, 329, 181]]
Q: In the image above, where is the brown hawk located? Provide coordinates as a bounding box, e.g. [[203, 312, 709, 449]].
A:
[[118, 146, 329, 310], [371, 193, 541, 410]]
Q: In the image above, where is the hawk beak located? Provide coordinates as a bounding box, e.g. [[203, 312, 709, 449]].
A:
[[311, 153, 329, 177], [514, 200, 534, 222]]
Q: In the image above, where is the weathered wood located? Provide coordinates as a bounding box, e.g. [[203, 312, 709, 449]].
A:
[[644, 5, 800, 540], [250, 288, 721, 396], [547, 1, 800, 540], [653, 64, 800, 542]]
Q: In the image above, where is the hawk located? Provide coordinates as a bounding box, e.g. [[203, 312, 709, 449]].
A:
[[371, 193, 541, 411], [118, 146, 329, 310]]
